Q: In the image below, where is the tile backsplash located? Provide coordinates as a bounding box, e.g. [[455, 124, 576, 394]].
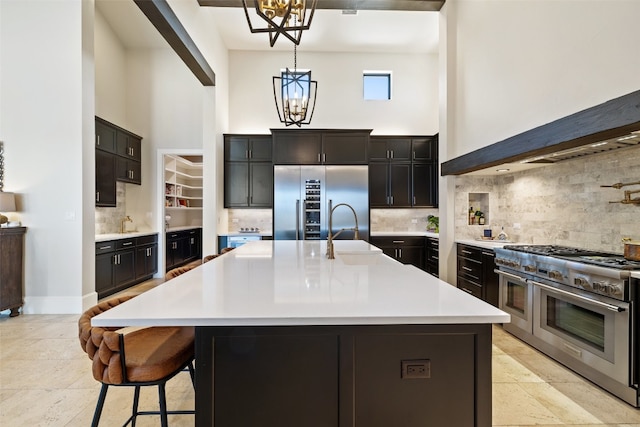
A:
[[227, 209, 273, 232], [370, 208, 440, 233], [95, 182, 127, 235], [455, 145, 640, 253]]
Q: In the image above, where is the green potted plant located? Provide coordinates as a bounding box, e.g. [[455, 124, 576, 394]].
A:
[[427, 215, 439, 232]]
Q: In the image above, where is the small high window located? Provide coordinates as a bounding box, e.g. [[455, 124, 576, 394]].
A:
[[363, 72, 391, 100]]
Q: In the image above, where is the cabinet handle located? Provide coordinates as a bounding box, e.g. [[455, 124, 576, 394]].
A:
[[246, 150, 250, 159], [461, 287, 473, 294], [390, 150, 394, 159], [399, 248, 402, 258], [462, 250, 472, 255], [462, 266, 473, 272], [392, 240, 405, 244], [482, 251, 495, 257], [390, 196, 394, 205], [249, 149, 252, 159], [413, 196, 416, 205], [122, 242, 133, 246], [322, 153, 326, 163], [191, 238, 195, 244], [386, 150, 390, 159], [96, 192, 99, 202], [433, 256, 439, 260], [97, 135, 100, 146], [99, 245, 112, 250], [317, 153, 321, 163]]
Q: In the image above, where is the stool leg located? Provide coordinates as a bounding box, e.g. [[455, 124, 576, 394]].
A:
[[158, 383, 168, 427], [131, 385, 141, 427], [91, 384, 109, 427]]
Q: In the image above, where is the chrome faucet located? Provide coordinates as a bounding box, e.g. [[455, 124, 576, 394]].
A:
[[327, 203, 360, 259], [120, 215, 133, 233]]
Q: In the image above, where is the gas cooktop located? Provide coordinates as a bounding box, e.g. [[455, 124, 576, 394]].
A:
[[502, 245, 640, 270]]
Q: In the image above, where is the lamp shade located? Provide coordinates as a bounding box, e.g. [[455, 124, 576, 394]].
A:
[[0, 192, 16, 212]]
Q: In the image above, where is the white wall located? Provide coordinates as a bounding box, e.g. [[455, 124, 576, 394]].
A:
[[449, 0, 640, 159], [0, 0, 91, 313], [228, 50, 439, 135]]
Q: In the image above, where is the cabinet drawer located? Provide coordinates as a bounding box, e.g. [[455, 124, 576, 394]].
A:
[[95, 241, 116, 255], [458, 277, 482, 298], [116, 239, 136, 250], [457, 257, 482, 281], [457, 244, 482, 261], [136, 234, 158, 246], [371, 236, 424, 247]]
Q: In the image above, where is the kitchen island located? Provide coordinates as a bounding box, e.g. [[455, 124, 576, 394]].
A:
[[93, 240, 509, 427]]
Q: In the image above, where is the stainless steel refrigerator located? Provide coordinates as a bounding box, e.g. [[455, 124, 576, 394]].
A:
[[273, 166, 369, 241]]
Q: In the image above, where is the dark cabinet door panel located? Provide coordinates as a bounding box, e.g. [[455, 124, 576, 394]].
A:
[[411, 137, 435, 161], [368, 163, 389, 207], [249, 136, 273, 161], [224, 162, 250, 207], [412, 163, 436, 207], [322, 133, 368, 164], [250, 163, 273, 207], [96, 150, 116, 207], [273, 132, 322, 164], [225, 136, 249, 161], [389, 164, 411, 207], [95, 120, 117, 153]]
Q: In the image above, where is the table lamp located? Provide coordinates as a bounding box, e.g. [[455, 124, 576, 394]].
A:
[[0, 192, 16, 225]]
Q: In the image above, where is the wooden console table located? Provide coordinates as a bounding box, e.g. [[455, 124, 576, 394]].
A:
[[0, 227, 26, 316]]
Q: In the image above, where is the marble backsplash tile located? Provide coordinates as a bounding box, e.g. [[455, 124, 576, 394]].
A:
[[95, 182, 126, 235], [455, 145, 640, 253], [227, 209, 273, 232], [370, 208, 440, 232]]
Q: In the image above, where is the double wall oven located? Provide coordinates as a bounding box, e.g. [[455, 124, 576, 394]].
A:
[[495, 245, 640, 406]]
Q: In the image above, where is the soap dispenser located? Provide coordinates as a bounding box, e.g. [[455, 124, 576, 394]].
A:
[[497, 226, 509, 241]]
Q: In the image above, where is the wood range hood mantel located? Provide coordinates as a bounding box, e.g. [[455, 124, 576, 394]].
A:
[[441, 89, 640, 176]]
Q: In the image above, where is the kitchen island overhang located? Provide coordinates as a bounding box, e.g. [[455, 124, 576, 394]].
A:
[[92, 240, 509, 427]]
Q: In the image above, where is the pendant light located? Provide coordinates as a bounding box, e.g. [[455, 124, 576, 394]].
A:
[[241, 0, 317, 47], [272, 42, 317, 127]]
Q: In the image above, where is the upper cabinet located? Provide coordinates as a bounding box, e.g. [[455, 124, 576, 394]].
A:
[[272, 129, 371, 165], [95, 117, 144, 207], [224, 135, 273, 208], [369, 135, 438, 208]]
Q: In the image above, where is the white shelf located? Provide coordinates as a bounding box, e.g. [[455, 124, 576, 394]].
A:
[[164, 155, 203, 218]]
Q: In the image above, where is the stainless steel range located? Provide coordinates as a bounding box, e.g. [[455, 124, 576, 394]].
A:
[[494, 244, 640, 406]]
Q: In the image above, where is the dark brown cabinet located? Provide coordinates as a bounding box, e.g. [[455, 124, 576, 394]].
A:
[[272, 129, 370, 165], [135, 234, 158, 279], [95, 150, 117, 207], [456, 243, 499, 307], [425, 237, 439, 277], [95, 234, 158, 299], [95, 117, 143, 207], [369, 136, 438, 208], [166, 228, 202, 271], [0, 227, 26, 316], [369, 163, 412, 207], [224, 135, 273, 208], [370, 236, 425, 271], [116, 157, 141, 185]]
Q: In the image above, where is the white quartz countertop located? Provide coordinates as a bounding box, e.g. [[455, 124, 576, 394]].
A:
[[95, 231, 158, 242], [219, 231, 273, 237], [92, 240, 509, 328], [456, 239, 520, 250], [371, 231, 439, 238]]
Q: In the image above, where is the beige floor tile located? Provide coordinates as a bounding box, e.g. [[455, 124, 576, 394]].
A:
[[518, 382, 603, 424], [492, 354, 545, 383], [552, 381, 640, 424], [492, 382, 563, 426], [510, 351, 585, 384]]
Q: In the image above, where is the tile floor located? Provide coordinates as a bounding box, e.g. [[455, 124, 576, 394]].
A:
[[2, 280, 640, 426]]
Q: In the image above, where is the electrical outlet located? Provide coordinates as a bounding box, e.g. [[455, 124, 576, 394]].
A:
[[401, 359, 431, 379], [513, 223, 521, 229], [411, 218, 418, 224]]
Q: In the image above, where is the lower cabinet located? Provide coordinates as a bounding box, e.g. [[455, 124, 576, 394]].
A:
[[95, 234, 158, 299], [456, 243, 499, 307], [370, 236, 425, 271], [166, 228, 202, 272], [425, 237, 439, 277]]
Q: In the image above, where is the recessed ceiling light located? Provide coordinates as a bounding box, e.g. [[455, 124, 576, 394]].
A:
[[496, 168, 510, 172], [591, 142, 608, 147]]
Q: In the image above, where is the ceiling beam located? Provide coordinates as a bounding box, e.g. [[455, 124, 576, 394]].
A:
[[134, 0, 216, 86], [197, 0, 445, 12]]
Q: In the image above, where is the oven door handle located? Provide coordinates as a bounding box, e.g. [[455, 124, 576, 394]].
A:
[[495, 269, 527, 282], [529, 279, 626, 313]]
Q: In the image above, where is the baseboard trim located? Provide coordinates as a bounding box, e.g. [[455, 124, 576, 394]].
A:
[[22, 295, 90, 314]]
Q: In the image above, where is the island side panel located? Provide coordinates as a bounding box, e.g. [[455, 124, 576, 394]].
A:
[[195, 324, 493, 427]]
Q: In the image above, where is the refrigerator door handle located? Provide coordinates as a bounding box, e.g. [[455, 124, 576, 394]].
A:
[[296, 199, 300, 240]]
